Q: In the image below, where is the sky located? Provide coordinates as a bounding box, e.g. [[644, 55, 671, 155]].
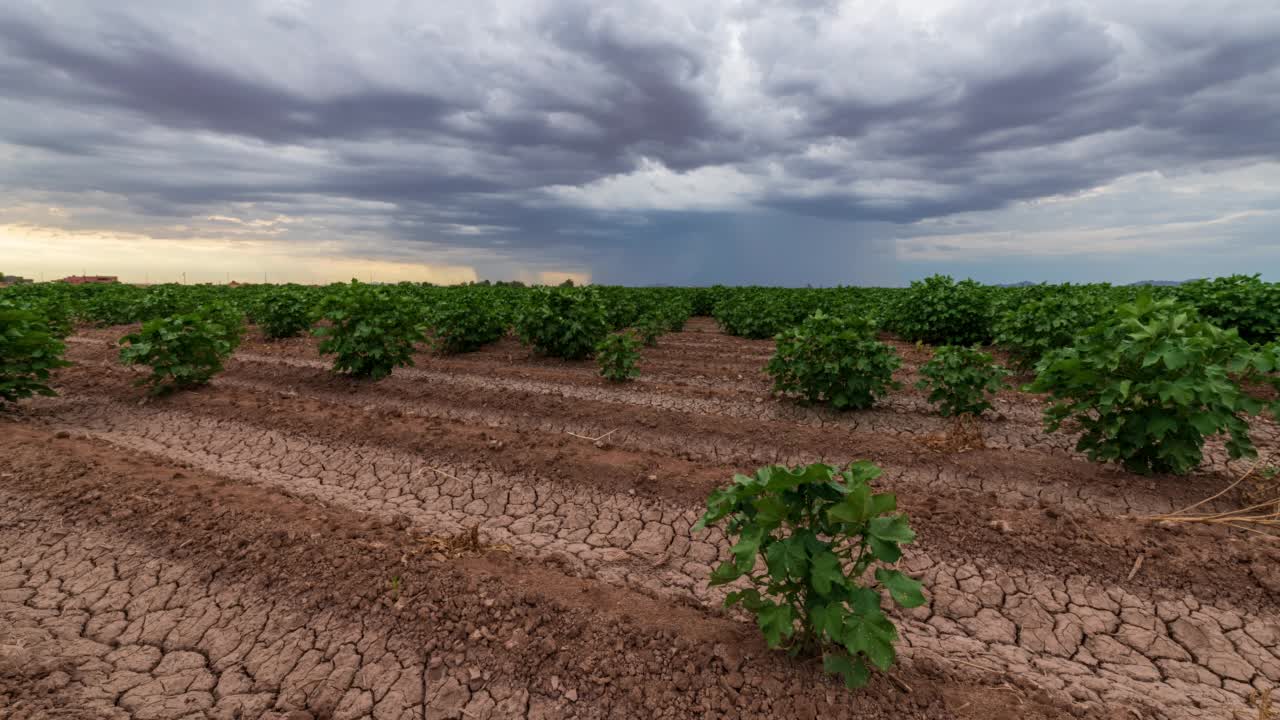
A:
[[1, 0, 1279, 286]]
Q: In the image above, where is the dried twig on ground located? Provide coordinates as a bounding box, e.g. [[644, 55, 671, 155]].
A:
[[924, 414, 985, 453], [1130, 454, 1279, 536], [566, 428, 618, 443]]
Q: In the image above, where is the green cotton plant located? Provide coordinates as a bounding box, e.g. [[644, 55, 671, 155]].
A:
[[767, 311, 901, 410], [0, 301, 72, 406], [634, 314, 666, 347], [79, 283, 147, 326], [695, 462, 926, 689], [916, 345, 1009, 417], [992, 287, 1108, 371], [1028, 293, 1267, 475], [251, 288, 316, 339], [513, 286, 610, 360], [715, 291, 816, 339], [426, 293, 508, 354], [1177, 274, 1280, 344], [656, 299, 693, 332], [314, 281, 425, 379], [890, 274, 992, 346], [596, 330, 641, 382], [118, 305, 244, 394]]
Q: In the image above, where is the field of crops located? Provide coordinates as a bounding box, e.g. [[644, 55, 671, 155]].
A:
[[1, 276, 1278, 720]]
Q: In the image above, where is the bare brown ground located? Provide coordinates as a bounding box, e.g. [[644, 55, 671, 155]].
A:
[[4, 318, 1278, 719]]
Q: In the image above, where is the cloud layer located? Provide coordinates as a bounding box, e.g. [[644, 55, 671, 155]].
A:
[[2, 0, 1279, 284]]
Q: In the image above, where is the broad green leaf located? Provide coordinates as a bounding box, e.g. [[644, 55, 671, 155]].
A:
[[810, 601, 845, 641], [756, 603, 795, 648], [823, 652, 870, 689], [828, 484, 871, 524], [731, 525, 765, 573], [765, 537, 808, 582], [843, 609, 897, 671], [809, 550, 845, 597], [875, 568, 927, 608], [868, 536, 901, 563], [754, 495, 789, 527], [868, 515, 916, 544], [709, 562, 742, 586], [868, 492, 897, 515]]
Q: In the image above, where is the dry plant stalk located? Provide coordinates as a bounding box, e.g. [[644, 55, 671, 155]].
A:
[[1133, 454, 1279, 537], [925, 414, 985, 453], [409, 525, 511, 559], [1260, 688, 1275, 720], [1239, 688, 1274, 720]]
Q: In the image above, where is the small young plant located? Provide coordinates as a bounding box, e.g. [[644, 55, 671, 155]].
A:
[[596, 330, 641, 382], [0, 301, 71, 406], [118, 305, 244, 394], [915, 345, 1009, 417], [634, 314, 665, 347], [695, 462, 926, 689], [767, 311, 901, 410], [314, 281, 425, 380]]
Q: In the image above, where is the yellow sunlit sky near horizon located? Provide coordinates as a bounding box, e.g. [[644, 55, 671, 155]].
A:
[[0, 224, 590, 286]]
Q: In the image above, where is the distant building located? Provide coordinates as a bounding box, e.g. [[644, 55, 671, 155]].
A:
[[60, 275, 119, 285], [0, 274, 33, 286]]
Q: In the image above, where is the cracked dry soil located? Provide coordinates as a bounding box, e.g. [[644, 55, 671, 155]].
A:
[[2, 317, 1277, 719]]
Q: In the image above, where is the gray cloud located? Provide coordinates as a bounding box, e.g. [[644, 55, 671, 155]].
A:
[[1, 0, 1278, 284]]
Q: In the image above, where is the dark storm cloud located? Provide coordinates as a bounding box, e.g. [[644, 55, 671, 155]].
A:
[[0, 16, 455, 142], [1, 0, 1279, 283]]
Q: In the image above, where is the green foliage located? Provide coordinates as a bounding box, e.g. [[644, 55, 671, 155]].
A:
[[993, 288, 1106, 370], [694, 462, 925, 689], [118, 305, 243, 394], [890, 275, 992, 346], [314, 281, 425, 379], [251, 287, 316, 339], [514, 286, 610, 360], [79, 284, 147, 326], [426, 292, 508, 354], [1028, 294, 1264, 475], [0, 301, 71, 406], [133, 284, 193, 320], [767, 311, 900, 410], [715, 291, 817, 339], [596, 330, 642, 382], [655, 298, 693, 332], [692, 286, 729, 316], [915, 345, 1009, 417], [1177, 274, 1280, 344], [634, 315, 666, 347]]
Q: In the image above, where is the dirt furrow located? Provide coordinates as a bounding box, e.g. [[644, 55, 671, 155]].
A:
[[21, 399, 1280, 720], [45, 360, 1245, 520], [172, 345, 1280, 472], [0, 423, 1085, 720], [74, 331, 1278, 476]]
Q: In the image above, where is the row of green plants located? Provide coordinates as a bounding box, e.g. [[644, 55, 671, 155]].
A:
[[0, 282, 692, 397], [7, 273, 1279, 363], [4, 278, 1280, 475], [696, 281, 1280, 689], [762, 293, 1280, 476]]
